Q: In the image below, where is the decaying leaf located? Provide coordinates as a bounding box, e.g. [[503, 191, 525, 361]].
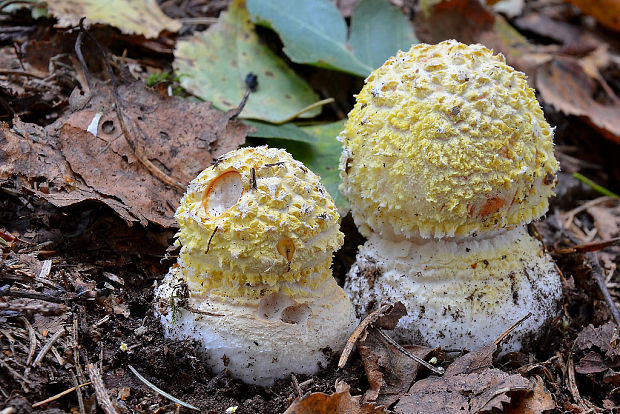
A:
[[284, 380, 387, 414], [358, 328, 433, 407], [0, 79, 249, 228], [174, 0, 320, 123], [536, 58, 620, 144], [576, 322, 620, 366], [46, 0, 181, 39], [503, 376, 555, 414], [394, 342, 532, 414]]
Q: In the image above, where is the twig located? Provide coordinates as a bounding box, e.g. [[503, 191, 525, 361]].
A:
[[31, 382, 91, 408], [128, 365, 200, 411], [338, 304, 390, 369], [374, 327, 445, 375], [0, 70, 43, 79], [291, 374, 302, 399], [32, 328, 65, 367], [494, 312, 532, 346], [177, 17, 219, 24], [19, 317, 37, 366], [73, 313, 87, 385], [87, 363, 119, 414], [0, 287, 64, 303], [589, 252, 620, 327], [71, 371, 86, 414]]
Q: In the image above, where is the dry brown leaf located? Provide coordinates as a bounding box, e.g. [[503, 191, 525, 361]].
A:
[[47, 0, 181, 39], [0, 79, 249, 228], [564, 0, 620, 33], [358, 327, 433, 407], [504, 376, 555, 414], [394, 342, 532, 414], [284, 381, 387, 414], [536, 58, 620, 144], [575, 351, 608, 375], [576, 322, 620, 365]]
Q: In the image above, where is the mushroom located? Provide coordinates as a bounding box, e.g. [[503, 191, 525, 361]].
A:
[[155, 146, 357, 385], [339, 40, 561, 351]]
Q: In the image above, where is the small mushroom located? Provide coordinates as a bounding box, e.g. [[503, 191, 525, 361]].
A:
[[155, 146, 357, 385], [339, 40, 561, 351]]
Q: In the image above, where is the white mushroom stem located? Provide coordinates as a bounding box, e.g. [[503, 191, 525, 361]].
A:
[[156, 263, 357, 386], [345, 225, 562, 351]]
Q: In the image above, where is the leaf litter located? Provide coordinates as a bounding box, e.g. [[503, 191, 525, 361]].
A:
[[1, 75, 249, 228]]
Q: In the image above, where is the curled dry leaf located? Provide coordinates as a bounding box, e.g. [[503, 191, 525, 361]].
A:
[[284, 380, 387, 414], [576, 322, 620, 367], [394, 342, 532, 414], [503, 376, 555, 414], [536, 58, 620, 144], [0, 80, 249, 228], [47, 0, 181, 39], [358, 327, 433, 407]]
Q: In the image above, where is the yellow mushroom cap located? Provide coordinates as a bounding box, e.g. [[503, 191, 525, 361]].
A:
[[339, 40, 559, 239], [175, 146, 344, 297]]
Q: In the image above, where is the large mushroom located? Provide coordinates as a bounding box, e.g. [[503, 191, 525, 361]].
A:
[[339, 40, 561, 351], [155, 146, 357, 385]]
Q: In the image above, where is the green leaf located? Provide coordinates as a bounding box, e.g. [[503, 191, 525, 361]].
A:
[[266, 120, 349, 214], [244, 121, 317, 143], [247, 0, 416, 77], [174, 0, 321, 123], [247, 0, 372, 76], [349, 0, 417, 70]]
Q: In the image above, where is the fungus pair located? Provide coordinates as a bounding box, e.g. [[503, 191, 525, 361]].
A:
[[155, 40, 562, 385]]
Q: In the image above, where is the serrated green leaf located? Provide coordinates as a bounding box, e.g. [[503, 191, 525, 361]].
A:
[[244, 120, 316, 143], [349, 0, 417, 70], [174, 0, 321, 123], [248, 0, 372, 76], [247, 0, 416, 77], [266, 120, 349, 214]]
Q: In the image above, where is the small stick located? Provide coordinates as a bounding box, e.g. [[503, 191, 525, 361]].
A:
[[291, 374, 302, 399], [32, 328, 65, 367], [71, 371, 86, 414], [589, 252, 620, 327], [19, 317, 37, 366], [31, 382, 91, 408], [0, 287, 64, 303], [87, 363, 119, 414], [128, 365, 200, 411], [374, 327, 445, 375], [494, 312, 532, 346], [338, 304, 390, 369]]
